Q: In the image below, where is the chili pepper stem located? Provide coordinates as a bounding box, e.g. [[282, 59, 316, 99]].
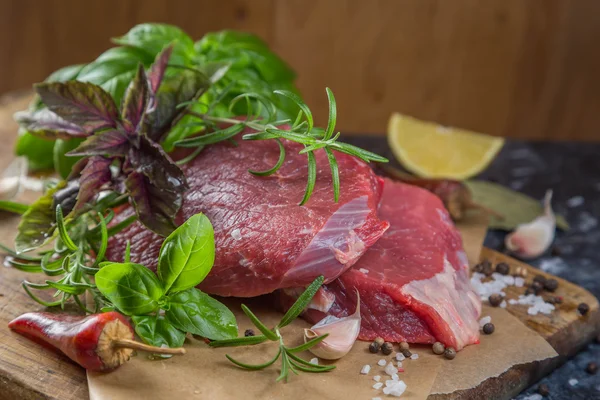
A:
[[112, 338, 186, 355]]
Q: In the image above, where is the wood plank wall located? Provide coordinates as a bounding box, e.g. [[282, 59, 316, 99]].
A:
[[0, 0, 599, 140]]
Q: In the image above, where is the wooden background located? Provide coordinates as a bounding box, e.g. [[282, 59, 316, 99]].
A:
[[1, 0, 599, 140]]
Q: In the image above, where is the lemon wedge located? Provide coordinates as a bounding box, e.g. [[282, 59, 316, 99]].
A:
[[387, 113, 504, 180]]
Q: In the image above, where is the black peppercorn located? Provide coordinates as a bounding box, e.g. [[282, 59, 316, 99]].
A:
[[530, 281, 544, 295], [399, 341, 410, 351], [533, 274, 547, 285], [586, 362, 598, 375], [369, 342, 380, 353], [537, 383, 550, 397], [482, 263, 493, 277], [482, 323, 495, 335], [495, 262, 510, 275], [488, 293, 503, 307], [374, 337, 385, 346], [443, 347, 456, 360], [544, 278, 558, 292], [525, 287, 535, 296], [432, 342, 445, 355], [546, 296, 563, 305], [577, 302, 590, 316], [401, 349, 412, 358], [381, 342, 393, 355], [473, 263, 484, 273], [244, 329, 255, 337]]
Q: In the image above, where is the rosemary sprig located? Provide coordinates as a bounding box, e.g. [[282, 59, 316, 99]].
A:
[[174, 88, 388, 205], [209, 276, 334, 382]]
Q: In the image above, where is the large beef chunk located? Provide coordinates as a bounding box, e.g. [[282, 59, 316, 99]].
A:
[[277, 179, 481, 350], [106, 136, 389, 297]]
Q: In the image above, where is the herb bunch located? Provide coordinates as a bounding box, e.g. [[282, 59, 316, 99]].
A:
[[209, 276, 334, 382], [175, 88, 388, 204]]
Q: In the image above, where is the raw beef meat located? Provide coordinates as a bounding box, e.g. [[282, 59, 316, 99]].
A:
[[276, 179, 481, 350], [106, 135, 389, 297]]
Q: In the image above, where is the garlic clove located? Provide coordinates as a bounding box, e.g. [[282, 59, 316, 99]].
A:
[[505, 190, 556, 259], [304, 293, 360, 360]]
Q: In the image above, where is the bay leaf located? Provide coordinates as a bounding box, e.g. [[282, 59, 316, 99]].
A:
[[465, 180, 569, 231]]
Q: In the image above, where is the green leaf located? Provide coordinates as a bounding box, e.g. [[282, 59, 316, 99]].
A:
[[53, 138, 84, 179], [0, 200, 29, 215], [208, 335, 268, 348], [277, 276, 324, 328], [325, 148, 340, 202], [132, 315, 186, 348], [15, 181, 65, 253], [248, 139, 285, 176], [95, 262, 163, 315], [174, 124, 243, 148], [157, 213, 215, 293], [274, 90, 313, 132], [15, 133, 57, 171], [324, 88, 337, 140], [464, 180, 569, 231], [166, 288, 237, 340], [286, 333, 328, 353], [55, 205, 77, 251], [240, 304, 277, 341], [225, 347, 281, 370], [299, 151, 317, 206]]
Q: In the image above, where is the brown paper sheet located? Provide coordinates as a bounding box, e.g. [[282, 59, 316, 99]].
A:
[[86, 209, 556, 399]]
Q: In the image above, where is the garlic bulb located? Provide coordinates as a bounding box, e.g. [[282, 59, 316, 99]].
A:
[[304, 294, 360, 360], [505, 190, 555, 259]]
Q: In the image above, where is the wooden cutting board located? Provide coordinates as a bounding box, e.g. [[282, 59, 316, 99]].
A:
[[0, 92, 598, 399]]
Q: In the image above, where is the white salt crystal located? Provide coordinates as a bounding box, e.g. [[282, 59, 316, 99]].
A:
[[359, 268, 369, 274], [522, 394, 543, 400], [410, 353, 419, 360], [372, 382, 383, 390], [372, 398, 382, 400], [388, 381, 407, 397], [503, 275, 515, 286], [384, 362, 397, 376], [515, 277, 525, 287], [492, 272, 504, 281], [377, 359, 387, 366], [395, 353, 405, 361], [397, 361, 403, 368], [360, 365, 371, 375], [527, 307, 539, 316], [500, 300, 507, 309], [231, 229, 242, 240], [509, 299, 518, 305], [385, 380, 397, 387], [373, 375, 381, 382], [479, 316, 492, 327], [383, 387, 392, 395], [391, 373, 399, 381], [310, 358, 318, 365], [569, 378, 579, 386], [567, 196, 584, 207]]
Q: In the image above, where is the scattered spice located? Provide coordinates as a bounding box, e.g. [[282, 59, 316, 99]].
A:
[[244, 329, 255, 337], [586, 362, 597, 375], [401, 349, 412, 358], [537, 383, 550, 397], [369, 342, 381, 354], [443, 347, 456, 360], [472, 263, 484, 274], [546, 296, 563, 305], [8, 312, 185, 371], [432, 342, 445, 355], [488, 293, 503, 307], [399, 341, 410, 351], [577, 302, 590, 316], [543, 278, 558, 292], [482, 262, 493, 277], [513, 266, 528, 278], [495, 262, 510, 275], [524, 287, 535, 296], [533, 274, 547, 285], [530, 281, 544, 295], [482, 323, 495, 335], [381, 342, 393, 355], [374, 337, 385, 346], [360, 364, 371, 375]]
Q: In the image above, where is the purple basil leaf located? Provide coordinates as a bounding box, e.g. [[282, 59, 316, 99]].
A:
[[68, 129, 131, 157], [148, 44, 173, 95], [14, 109, 88, 139], [122, 64, 149, 133], [73, 156, 113, 211], [129, 134, 187, 194], [125, 171, 180, 236], [144, 68, 209, 142], [67, 157, 89, 181], [35, 81, 120, 133]]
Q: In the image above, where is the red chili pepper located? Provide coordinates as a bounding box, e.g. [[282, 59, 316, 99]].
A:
[[397, 367, 405, 373], [9, 312, 185, 371]]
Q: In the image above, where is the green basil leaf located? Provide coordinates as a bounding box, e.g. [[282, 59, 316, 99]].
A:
[[166, 288, 237, 340], [53, 138, 84, 179], [158, 213, 215, 294], [14, 133, 56, 171], [95, 262, 163, 315], [15, 181, 65, 253], [46, 64, 86, 83], [132, 315, 186, 348], [0, 200, 29, 215]]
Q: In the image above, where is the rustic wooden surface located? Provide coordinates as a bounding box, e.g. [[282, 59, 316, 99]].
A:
[[0, 96, 598, 399], [1, 0, 600, 140]]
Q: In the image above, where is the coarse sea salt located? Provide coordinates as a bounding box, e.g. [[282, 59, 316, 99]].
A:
[[378, 359, 387, 366], [373, 375, 381, 382], [515, 277, 525, 287], [410, 353, 419, 360], [383, 380, 407, 397], [310, 358, 318, 365], [500, 300, 507, 309], [569, 378, 579, 386], [361, 365, 371, 375], [373, 382, 383, 390], [513, 294, 555, 315], [372, 398, 382, 400], [391, 373, 399, 381], [396, 353, 405, 361], [384, 362, 397, 376], [479, 316, 492, 327], [522, 394, 543, 400], [397, 361, 403, 368]]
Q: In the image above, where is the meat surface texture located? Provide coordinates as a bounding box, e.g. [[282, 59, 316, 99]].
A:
[[278, 179, 481, 350], [106, 135, 389, 297]]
